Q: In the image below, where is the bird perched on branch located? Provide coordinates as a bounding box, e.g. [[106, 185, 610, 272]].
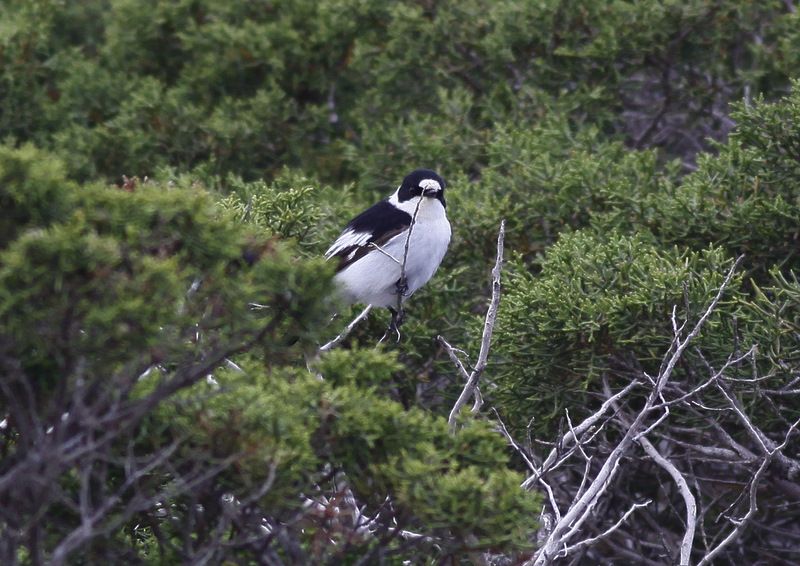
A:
[[325, 169, 451, 334]]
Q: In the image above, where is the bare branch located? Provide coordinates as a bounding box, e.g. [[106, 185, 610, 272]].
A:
[[560, 500, 652, 557], [521, 379, 639, 489], [438, 335, 486, 413], [395, 196, 425, 314], [538, 477, 562, 524], [447, 220, 505, 429], [471, 219, 506, 384], [710, 365, 800, 480], [493, 408, 538, 474], [655, 345, 756, 409], [437, 335, 471, 383], [368, 242, 401, 264], [471, 387, 484, 414], [531, 257, 742, 565], [696, 455, 771, 566], [638, 436, 696, 565], [656, 256, 743, 398], [319, 305, 373, 353]]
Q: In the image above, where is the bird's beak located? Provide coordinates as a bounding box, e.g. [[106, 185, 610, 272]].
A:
[[423, 187, 439, 197]]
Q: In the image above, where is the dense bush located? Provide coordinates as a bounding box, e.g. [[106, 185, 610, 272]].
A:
[[0, 145, 537, 563], [2, 0, 800, 564]]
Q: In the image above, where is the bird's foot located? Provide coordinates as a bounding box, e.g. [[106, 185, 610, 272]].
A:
[[379, 306, 405, 344]]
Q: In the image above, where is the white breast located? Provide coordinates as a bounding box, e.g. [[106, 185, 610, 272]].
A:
[[334, 197, 451, 308]]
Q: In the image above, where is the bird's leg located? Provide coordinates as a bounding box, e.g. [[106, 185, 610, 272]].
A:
[[395, 275, 409, 299], [379, 306, 405, 344], [392, 276, 409, 340], [379, 277, 409, 344], [391, 305, 406, 330]]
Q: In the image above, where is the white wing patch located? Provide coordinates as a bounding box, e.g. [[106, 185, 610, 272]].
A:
[[325, 228, 372, 259]]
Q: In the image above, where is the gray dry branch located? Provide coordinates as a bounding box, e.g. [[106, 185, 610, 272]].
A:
[[439, 220, 505, 431], [360, 245, 800, 565], [319, 305, 373, 353]]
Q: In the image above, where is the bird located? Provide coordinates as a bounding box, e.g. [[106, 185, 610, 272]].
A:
[[325, 169, 451, 334]]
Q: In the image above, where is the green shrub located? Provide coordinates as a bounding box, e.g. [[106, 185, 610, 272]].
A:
[[492, 231, 737, 431]]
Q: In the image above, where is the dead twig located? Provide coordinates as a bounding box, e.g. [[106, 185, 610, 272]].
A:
[[319, 305, 373, 353], [442, 220, 505, 430], [638, 436, 696, 565]]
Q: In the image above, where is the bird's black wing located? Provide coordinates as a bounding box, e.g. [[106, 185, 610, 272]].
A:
[[325, 199, 412, 272]]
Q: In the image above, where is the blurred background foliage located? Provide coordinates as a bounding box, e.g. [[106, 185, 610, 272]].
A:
[[2, 0, 800, 563]]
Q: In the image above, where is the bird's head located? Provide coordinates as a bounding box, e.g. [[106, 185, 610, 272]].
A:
[[397, 169, 447, 207]]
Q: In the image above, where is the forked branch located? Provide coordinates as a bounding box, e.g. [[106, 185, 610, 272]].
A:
[[439, 220, 505, 430]]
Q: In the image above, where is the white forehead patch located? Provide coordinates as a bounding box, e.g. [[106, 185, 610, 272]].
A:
[[419, 178, 442, 192]]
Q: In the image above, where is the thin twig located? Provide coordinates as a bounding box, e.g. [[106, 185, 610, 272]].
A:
[[437, 335, 471, 382], [696, 454, 771, 566], [654, 346, 756, 409], [560, 500, 652, 557], [395, 197, 424, 313], [493, 408, 539, 474], [319, 305, 373, 353], [368, 242, 402, 264], [378, 197, 425, 343], [521, 379, 639, 489]]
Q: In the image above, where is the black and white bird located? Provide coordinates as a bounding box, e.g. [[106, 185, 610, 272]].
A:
[[325, 169, 451, 328]]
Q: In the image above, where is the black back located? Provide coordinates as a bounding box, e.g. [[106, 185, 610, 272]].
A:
[[331, 200, 412, 271], [346, 199, 412, 236]]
